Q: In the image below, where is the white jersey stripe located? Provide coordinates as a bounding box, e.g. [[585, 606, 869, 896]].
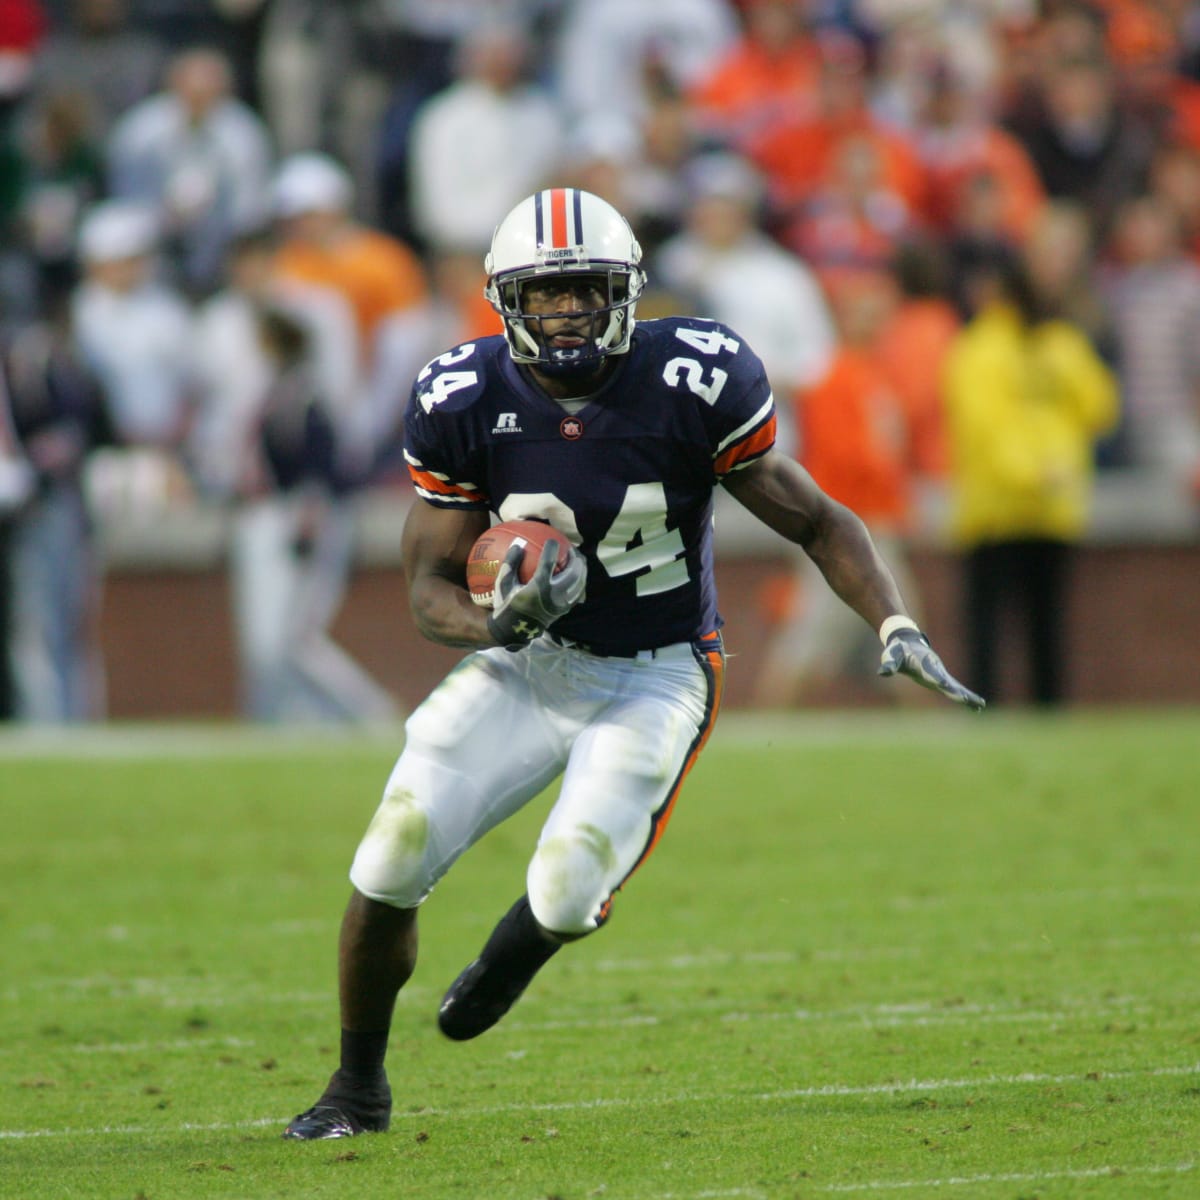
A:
[[714, 394, 774, 458]]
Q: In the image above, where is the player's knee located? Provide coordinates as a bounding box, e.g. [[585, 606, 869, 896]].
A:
[[527, 824, 618, 936], [348, 785, 433, 908]]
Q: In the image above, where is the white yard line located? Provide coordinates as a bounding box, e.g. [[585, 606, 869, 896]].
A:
[[818, 1161, 1196, 1193], [0, 987, 1160, 1046], [2, 1062, 1197, 1140], [11, 928, 1198, 977], [653, 1191, 769, 1199], [585, 928, 1200, 973], [507, 994, 1157, 1033], [0, 1001, 1166, 1057], [0, 1000, 1158, 1057], [71, 1036, 256, 1055]]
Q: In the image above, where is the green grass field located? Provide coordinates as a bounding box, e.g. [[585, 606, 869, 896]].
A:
[[1, 709, 1197, 1200]]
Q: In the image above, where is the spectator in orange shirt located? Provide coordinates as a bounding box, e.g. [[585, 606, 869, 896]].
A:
[[874, 237, 961, 483], [274, 152, 427, 342], [751, 31, 926, 229], [785, 130, 920, 295], [912, 59, 1046, 245], [689, 0, 822, 149], [272, 152, 429, 482], [799, 281, 910, 527], [1102, 0, 1200, 157], [1097, 0, 1181, 94], [755, 271, 924, 706]]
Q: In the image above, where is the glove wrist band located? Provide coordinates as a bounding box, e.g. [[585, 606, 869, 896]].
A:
[[879, 614, 920, 645]]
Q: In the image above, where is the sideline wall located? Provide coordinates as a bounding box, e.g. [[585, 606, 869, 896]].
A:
[[99, 543, 1200, 717]]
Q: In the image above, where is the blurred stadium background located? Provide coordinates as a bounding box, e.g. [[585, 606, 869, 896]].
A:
[[2, 0, 1199, 723]]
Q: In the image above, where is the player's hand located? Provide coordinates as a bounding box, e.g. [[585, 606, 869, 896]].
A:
[[487, 539, 587, 647], [879, 628, 986, 711]]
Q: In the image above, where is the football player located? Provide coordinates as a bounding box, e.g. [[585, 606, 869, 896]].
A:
[[284, 189, 984, 1139]]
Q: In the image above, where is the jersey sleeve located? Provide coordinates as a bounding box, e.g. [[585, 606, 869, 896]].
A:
[[667, 318, 777, 479], [402, 345, 490, 510], [711, 382, 776, 477]]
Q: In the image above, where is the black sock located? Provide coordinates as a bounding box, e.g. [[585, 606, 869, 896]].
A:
[[479, 894, 562, 976], [338, 1028, 389, 1085]]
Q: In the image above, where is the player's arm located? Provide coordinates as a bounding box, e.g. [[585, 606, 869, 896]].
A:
[[723, 450, 984, 709], [401, 501, 495, 648], [723, 450, 904, 628], [401, 501, 587, 650]]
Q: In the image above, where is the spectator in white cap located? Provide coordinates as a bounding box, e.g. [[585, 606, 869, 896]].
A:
[[272, 152, 355, 221], [70, 199, 194, 494], [77, 200, 160, 272]]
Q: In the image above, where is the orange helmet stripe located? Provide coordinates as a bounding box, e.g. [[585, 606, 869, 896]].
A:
[[550, 187, 569, 248]]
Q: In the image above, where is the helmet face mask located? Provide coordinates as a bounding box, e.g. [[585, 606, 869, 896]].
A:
[[485, 189, 647, 376]]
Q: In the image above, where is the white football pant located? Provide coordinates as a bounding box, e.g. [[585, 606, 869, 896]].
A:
[[350, 635, 724, 935]]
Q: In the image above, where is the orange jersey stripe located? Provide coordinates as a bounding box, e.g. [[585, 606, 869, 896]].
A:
[[714, 413, 776, 476], [597, 639, 726, 926], [406, 462, 484, 503]]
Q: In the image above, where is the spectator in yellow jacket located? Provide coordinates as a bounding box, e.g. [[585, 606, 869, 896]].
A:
[[943, 250, 1118, 706]]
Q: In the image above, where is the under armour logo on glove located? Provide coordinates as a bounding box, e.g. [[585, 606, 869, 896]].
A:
[[486, 539, 587, 649], [879, 629, 986, 711]]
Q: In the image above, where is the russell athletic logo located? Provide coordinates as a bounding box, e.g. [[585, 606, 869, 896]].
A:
[[493, 413, 522, 434]]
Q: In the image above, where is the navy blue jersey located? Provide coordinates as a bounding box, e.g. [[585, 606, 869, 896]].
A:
[[404, 316, 776, 653]]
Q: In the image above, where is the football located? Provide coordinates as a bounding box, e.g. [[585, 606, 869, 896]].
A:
[[466, 519, 572, 608]]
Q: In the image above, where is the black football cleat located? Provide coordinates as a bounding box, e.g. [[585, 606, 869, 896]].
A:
[[439, 895, 563, 1040], [282, 1072, 391, 1139], [438, 956, 537, 1041]]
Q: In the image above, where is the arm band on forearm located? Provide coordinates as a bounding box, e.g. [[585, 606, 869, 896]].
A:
[[879, 615, 921, 645]]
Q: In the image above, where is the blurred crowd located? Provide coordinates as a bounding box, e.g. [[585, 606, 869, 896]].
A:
[[2, 0, 1199, 722]]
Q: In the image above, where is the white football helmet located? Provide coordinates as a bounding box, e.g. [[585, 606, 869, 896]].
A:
[[485, 188, 647, 373]]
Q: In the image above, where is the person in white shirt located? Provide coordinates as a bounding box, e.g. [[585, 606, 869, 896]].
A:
[[191, 228, 359, 498], [554, 0, 739, 126], [71, 202, 194, 455], [191, 229, 397, 724], [654, 151, 836, 455], [105, 47, 273, 293], [408, 22, 564, 256]]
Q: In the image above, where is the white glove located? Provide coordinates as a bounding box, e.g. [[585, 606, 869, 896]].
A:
[[879, 628, 986, 711]]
